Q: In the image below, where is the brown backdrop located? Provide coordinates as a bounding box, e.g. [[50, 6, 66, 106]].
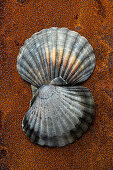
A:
[[1, 0, 112, 169]]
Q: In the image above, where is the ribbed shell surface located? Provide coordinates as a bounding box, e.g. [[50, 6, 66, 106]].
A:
[[17, 27, 96, 147], [17, 27, 95, 87], [22, 85, 94, 147]]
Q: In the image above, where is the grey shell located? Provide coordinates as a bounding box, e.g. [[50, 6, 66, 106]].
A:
[[17, 27, 95, 147]]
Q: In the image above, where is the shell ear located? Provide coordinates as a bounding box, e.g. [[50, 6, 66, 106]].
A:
[[31, 85, 38, 97], [50, 77, 67, 86], [30, 88, 39, 107]]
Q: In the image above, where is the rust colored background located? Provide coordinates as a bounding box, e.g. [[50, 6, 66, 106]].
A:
[[1, 0, 113, 169]]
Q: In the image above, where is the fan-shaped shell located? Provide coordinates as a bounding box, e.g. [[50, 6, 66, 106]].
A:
[[22, 78, 94, 147], [17, 27, 95, 147], [17, 27, 95, 87]]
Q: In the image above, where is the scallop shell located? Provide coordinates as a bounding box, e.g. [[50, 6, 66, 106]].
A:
[[17, 27, 95, 147]]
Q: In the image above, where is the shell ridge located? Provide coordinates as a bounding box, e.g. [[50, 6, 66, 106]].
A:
[[29, 113, 37, 132], [65, 36, 89, 83], [55, 89, 77, 130], [72, 63, 95, 84], [58, 29, 71, 77], [50, 98, 68, 146], [38, 89, 57, 140], [61, 94, 83, 118], [34, 108, 41, 134], [59, 90, 91, 97], [54, 28, 59, 78], [60, 86, 94, 115], [19, 51, 42, 86], [18, 70, 34, 85], [25, 36, 47, 85], [62, 34, 83, 80], [58, 29, 77, 77], [22, 115, 28, 131], [54, 91, 78, 138], [61, 91, 94, 115], [56, 102, 76, 131], [17, 46, 41, 86], [44, 28, 56, 81], [51, 27, 58, 79], [59, 89, 90, 96], [33, 34, 47, 83], [40, 30, 50, 82], [56, 98, 80, 142], [23, 113, 34, 138], [25, 109, 33, 124], [50, 95, 68, 136], [36, 31, 49, 84], [55, 28, 69, 77], [18, 65, 39, 87], [59, 31, 80, 78], [44, 102, 55, 140], [25, 100, 39, 140], [68, 45, 94, 84], [59, 86, 91, 95], [57, 90, 80, 124], [27, 106, 38, 129], [42, 29, 51, 81], [49, 98, 64, 138], [49, 28, 55, 80], [46, 28, 55, 80], [42, 96, 58, 139], [61, 90, 94, 107], [38, 106, 47, 143], [35, 99, 43, 143], [45, 28, 56, 81]]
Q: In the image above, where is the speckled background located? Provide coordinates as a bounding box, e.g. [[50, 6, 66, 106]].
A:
[[1, 0, 113, 169]]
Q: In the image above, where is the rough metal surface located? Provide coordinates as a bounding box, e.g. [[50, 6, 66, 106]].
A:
[[1, 0, 112, 169]]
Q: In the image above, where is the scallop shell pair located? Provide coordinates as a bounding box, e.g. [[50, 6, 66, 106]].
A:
[[17, 27, 95, 147]]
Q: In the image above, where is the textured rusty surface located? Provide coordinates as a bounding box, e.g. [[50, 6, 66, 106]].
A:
[[1, 0, 113, 169]]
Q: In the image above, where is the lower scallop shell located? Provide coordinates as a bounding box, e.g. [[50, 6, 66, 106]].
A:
[[17, 27, 95, 147], [22, 78, 94, 147]]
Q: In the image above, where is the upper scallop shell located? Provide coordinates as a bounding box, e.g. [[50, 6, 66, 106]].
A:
[[17, 27, 95, 87]]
